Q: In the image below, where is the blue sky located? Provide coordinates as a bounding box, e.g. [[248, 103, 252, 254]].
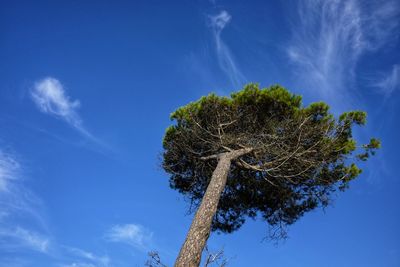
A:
[[0, 0, 399, 266]]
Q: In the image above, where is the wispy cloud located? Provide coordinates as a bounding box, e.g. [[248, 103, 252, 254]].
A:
[[288, 0, 399, 106], [0, 150, 19, 193], [61, 247, 110, 267], [0, 150, 50, 253], [0, 227, 49, 253], [372, 64, 400, 97], [105, 224, 153, 251], [31, 77, 100, 143], [209, 10, 246, 88], [0, 149, 114, 264], [0, 150, 45, 227], [32, 78, 82, 128]]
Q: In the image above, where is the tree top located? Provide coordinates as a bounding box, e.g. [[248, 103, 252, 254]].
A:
[[163, 84, 380, 236]]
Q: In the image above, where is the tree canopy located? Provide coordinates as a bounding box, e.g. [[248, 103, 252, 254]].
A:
[[163, 84, 379, 237]]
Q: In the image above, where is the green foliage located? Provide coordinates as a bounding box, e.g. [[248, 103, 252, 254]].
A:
[[231, 83, 302, 108], [339, 111, 367, 125], [163, 84, 379, 235], [357, 138, 381, 161]]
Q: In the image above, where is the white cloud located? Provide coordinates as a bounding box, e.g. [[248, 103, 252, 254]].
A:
[[106, 224, 153, 251], [14, 227, 49, 252], [31, 77, 100, 142], [31, 77, 82, 128], [0, 227, 49, 253], [287, 0, 399, 106], [0, 150, 49, 253], [0, 150, 19, 193], [0, 150, 44, 226], [1, 150, 114, 265], [209, 11, 246, 88], [373, 64, 400, 96], [66, 247, 110, 267], [31, 77, 111, 152], [210, 10, 231, 33]]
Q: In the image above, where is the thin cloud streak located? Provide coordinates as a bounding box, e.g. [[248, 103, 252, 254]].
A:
[[31, 77, 82, 129], [0, 150, 50, 253], [372, 64, 400, 97], [209, 10, 246, 88], [287, 0, 399, 106], [0, 227, 49, 253], [0, 150, 19, 193], [105, 223, 153, 251], [0, 150, 115, 263], [31, 77, 102, 145], [0, 150, 46, 228], [61, 247, 111, 267]]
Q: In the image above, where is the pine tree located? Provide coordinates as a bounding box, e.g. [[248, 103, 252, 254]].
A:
[[162, 84, 380, 267]]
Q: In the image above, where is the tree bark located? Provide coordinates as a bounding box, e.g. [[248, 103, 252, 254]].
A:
[[174, 148, 252, 267]]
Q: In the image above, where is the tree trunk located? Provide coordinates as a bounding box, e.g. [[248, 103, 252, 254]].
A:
[[174, 148, 252, 267]]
